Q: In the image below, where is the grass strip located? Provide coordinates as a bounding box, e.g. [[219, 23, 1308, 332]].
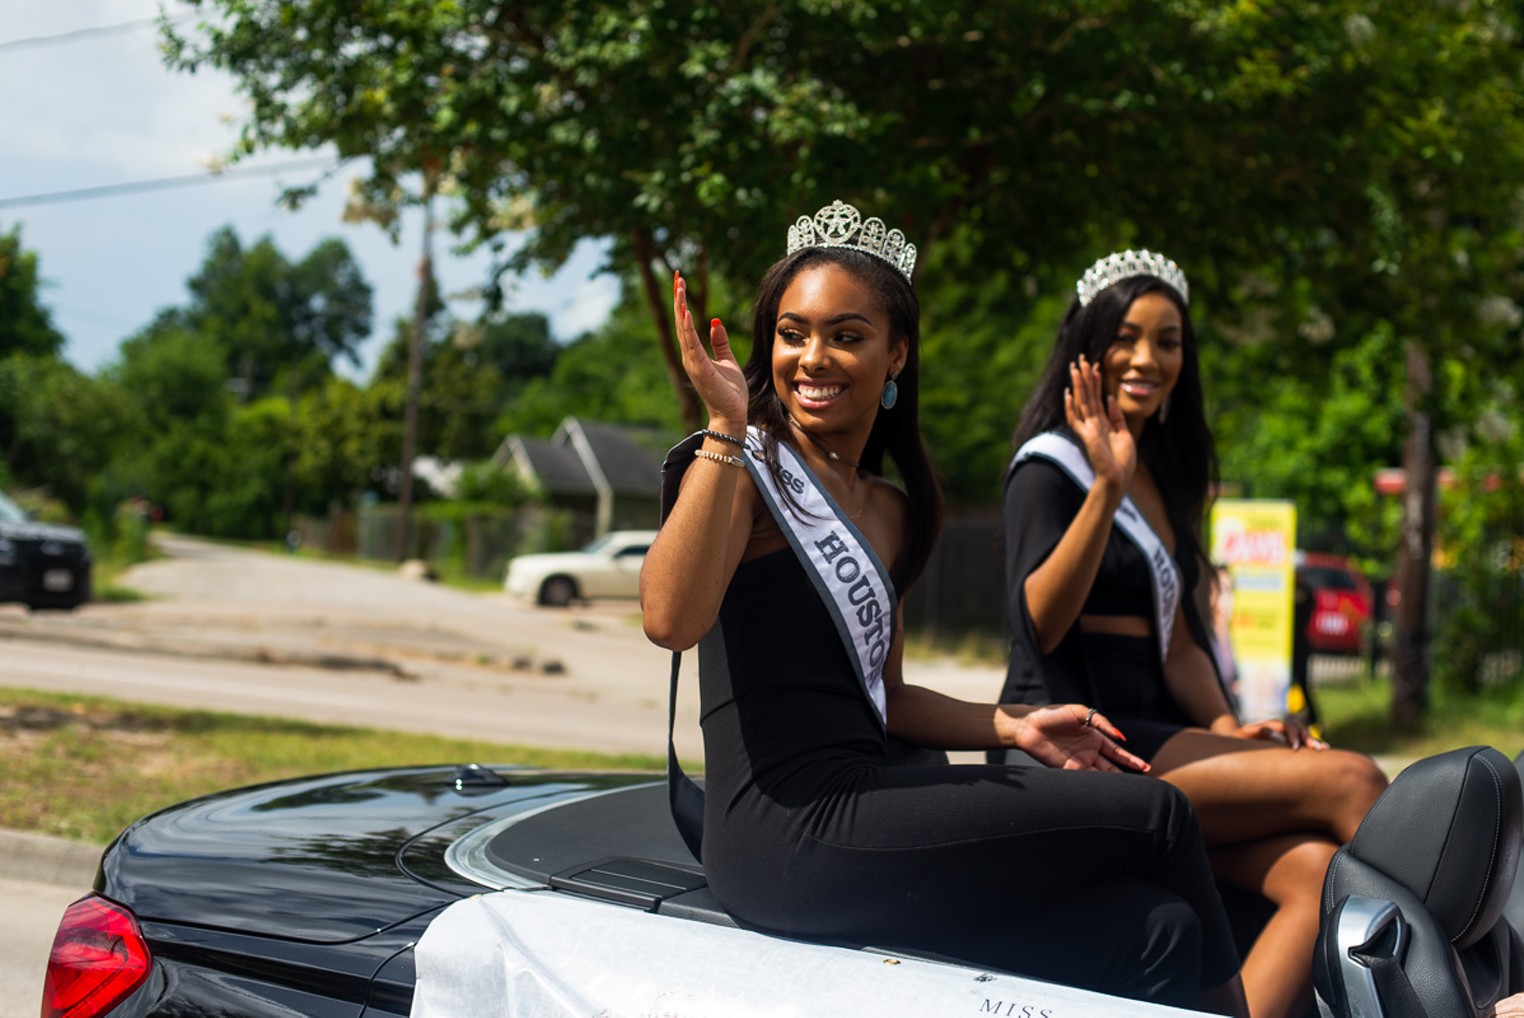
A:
[[6, 676, 1520, 847], [1314, 675, 1524, 759], [0, 687, 662, 845]]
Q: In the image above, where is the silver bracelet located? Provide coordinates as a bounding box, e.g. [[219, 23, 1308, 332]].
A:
[[694, 448, 744, 468]]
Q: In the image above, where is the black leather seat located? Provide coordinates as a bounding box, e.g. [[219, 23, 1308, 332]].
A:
[[1509, 752, 1524, 944], [1314, 745, 1524, 1017]]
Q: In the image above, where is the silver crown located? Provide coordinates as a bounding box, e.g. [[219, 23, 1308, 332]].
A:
[[1076, 249, 1189, 307], [786, 199, 917, 282]]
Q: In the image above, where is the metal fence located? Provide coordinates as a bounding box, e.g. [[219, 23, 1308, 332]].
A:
[[294, 504, 594, 580], [902, 519, 1007, 636]]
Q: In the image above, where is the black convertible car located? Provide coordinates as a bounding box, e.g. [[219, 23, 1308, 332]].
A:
[[43, 748, 1524, 1018]]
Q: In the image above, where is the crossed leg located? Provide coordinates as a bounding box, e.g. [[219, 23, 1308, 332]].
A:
[[1211, 834, 1339, 1018], [1149, 731, 1389, 1018]]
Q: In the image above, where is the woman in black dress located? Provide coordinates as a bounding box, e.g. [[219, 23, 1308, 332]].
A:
[[641, 203, 1247, 1014], [999, 251, 1388, 1017]]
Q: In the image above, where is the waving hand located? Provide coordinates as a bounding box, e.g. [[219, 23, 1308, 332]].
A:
[[1065, 355, 1135, 489], [675, 271, 748, 430]]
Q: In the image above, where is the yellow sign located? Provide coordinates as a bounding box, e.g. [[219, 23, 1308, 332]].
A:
[[1209, 500, 1296, 722]]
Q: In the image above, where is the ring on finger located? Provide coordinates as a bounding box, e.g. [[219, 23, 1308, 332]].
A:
[[1082, 707, 1099, 728]]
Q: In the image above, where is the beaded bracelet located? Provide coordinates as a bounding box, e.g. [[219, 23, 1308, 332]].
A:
[[694, 448, 744, 468], [700, 428, 745, 447]]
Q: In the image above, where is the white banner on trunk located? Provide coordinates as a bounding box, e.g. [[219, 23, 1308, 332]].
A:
[[410, 889, 1205, 1018]]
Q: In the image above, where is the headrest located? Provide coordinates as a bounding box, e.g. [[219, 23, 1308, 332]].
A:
[[1347, 745, 1522, 949]]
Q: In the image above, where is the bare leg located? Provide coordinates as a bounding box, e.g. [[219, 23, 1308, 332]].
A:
[[1147, 731, 1383, 1017], [1150, 729, 1387, 846], [1212, 834, 1340, 1018]]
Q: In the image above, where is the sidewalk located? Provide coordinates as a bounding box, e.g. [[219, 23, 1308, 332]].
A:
[[0, 828, 100, 889]]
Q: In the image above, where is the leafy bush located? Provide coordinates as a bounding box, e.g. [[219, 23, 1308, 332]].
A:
[[1431, 431, 1524, 694]]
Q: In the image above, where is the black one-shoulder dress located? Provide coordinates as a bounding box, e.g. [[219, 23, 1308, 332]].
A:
[[693, 548, 1239, 1007]]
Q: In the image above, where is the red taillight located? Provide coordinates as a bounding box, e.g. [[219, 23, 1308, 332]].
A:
[[41, 896, 150, 1018]]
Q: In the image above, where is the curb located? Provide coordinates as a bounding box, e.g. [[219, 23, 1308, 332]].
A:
[[0, 829, 102, 890]]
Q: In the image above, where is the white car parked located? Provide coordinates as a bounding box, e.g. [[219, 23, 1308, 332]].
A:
[[504, 530, 658, 606]]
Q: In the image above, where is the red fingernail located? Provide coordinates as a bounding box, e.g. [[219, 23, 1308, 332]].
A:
[[1111, 727, 1128, 742], [711, 317, 722, 329]]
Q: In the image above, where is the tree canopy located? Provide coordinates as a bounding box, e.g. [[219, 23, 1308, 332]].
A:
[[160, 226, 374, 399], [0, 226, 65, 360], [167, 3, 1524, 449]]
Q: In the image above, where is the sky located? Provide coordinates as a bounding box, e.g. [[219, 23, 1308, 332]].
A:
[[0, 0, 620, 378]]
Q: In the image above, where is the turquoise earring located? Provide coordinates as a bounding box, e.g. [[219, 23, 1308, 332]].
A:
[[881, 376, 899, 410]]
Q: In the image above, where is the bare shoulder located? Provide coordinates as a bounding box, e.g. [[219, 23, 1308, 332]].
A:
[[863, 476, 911, 566], [868, 475, 911, 526], [738, 463, 792, 560]]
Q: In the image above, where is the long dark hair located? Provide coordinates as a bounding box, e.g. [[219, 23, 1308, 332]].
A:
[[1010, 274, 1218, 571], [744, 246, 943, 593]]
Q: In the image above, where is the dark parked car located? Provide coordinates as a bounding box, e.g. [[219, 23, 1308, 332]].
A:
[[42, 752, 1524, 1017], [0, 490, 91, 610]]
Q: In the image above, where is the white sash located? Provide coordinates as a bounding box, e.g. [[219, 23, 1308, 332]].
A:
[[1011, 432, 1179, 665], [744, 427, 896, 729]]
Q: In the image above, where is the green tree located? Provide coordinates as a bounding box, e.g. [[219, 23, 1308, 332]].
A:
[[171, 226, 373, 399], [1210, 321, 1408, 558], [143, 398, 291, 539], [112, 326, 231, 429], [0, 226, 64, 360], [0, 355, 138, 514], [104, 318, 298, 537], [290, 375, 393, 513], [372, 314, 507, 463], [495, 286, 697, 441], [161, 3, 1514, 420], [1432, 397, 1524, 695], [369, 305, 560, 466], [464, 311, 559, 397]]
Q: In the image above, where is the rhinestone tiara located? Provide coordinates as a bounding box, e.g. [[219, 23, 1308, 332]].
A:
[[1076, 249, 1189, 307], [786, 199, 917, 282]]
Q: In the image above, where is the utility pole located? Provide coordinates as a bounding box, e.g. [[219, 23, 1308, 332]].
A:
[[395, 177, 435, 562]]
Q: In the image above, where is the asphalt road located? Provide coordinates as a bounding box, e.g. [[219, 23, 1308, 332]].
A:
[[0, 533, 700, 759], [0, 533, 1001, 761]]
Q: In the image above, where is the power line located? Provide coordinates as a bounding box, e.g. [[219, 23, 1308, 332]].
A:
[[49, 303, 146, 331], [0, 13, 197, 55], [0, 157, 342, 211]]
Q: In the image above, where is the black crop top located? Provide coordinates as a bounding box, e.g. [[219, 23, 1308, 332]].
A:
[[1004, 457, 1199, 620], [997, 447, 1218, 717]]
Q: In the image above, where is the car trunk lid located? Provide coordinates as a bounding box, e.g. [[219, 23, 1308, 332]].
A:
[[99, 765, 653, 943]]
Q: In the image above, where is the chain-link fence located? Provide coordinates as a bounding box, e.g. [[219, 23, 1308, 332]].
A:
[[294, 504, 593, 580]]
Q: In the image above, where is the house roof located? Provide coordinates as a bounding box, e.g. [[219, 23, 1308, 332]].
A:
[[497, 418, 666, 499], [560, 420, 663, 497], [509, 436, 599, 496]]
